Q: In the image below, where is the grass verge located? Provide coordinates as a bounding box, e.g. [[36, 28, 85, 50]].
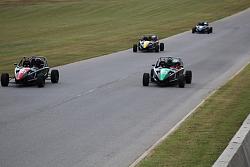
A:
[[1, 0, 250, 73], [136, 64, 250, 167]]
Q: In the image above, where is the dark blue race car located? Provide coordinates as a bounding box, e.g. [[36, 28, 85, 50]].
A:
[[192, 22, 213, 34]]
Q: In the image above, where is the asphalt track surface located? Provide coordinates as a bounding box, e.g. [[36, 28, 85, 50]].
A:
[[1, 9, 250, 167]]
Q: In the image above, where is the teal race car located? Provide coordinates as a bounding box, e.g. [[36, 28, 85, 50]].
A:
[[143, 57, 192, 88]]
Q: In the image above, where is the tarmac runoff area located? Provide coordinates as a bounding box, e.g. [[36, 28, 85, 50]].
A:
[[1, 8, 250, 167], [213, 114, 250, 167]]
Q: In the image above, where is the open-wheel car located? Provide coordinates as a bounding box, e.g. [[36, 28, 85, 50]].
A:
[[133, 34, 164, 52], [143, 57, 192, 88], [192, 22, 213, 34], [1, 56, 59, 88]]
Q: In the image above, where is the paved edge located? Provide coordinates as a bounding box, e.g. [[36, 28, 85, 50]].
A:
[[129, 57, 249, 167], [128, 90, 216, 167], [213, 114, 250, 167]]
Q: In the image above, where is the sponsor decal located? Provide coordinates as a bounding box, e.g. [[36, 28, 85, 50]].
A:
[[159, 68, 171, 81], [143, 41, 150, 48]]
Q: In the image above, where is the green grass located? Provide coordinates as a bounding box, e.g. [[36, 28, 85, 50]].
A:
[[137, 64, 250, 167], [1, 0, 250, 73]]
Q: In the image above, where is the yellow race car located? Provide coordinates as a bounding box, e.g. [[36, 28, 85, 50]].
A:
[[133, 34, 164, 52]]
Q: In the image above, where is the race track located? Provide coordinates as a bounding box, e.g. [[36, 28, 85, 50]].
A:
[[1, 8, 250, 167]]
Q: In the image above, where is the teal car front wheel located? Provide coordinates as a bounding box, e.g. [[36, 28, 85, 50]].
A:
[[143, 73, 149, 86]]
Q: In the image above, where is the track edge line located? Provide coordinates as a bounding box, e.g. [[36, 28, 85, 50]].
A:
[[129, 61, 250, 167]]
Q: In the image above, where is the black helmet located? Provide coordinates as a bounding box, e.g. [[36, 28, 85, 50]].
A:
[[166, 58, 173, 67], [35, 58, 43, 68], [159, 61, 166, 67], [23, 60, 30, 67]]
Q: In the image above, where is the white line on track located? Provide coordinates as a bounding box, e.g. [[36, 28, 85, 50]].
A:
[[129, 61, 250, 167]]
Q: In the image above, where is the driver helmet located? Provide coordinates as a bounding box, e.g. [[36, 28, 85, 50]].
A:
[[152, 35, 157, 41], [159, 61, 166, 67], [23, 60, 30, 67], [166, 58, 173, 67], [35, 58, 43, 68]]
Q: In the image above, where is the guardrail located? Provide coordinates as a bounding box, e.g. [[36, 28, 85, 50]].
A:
[[213, 114, 250, 167]]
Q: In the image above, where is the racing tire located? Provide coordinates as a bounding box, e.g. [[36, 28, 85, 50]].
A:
[[150, 69, 154, 82], [143, 73, 149, 86], [192, 28, 196, 33], [160, 43, 164, 51], [51, 69, 59, 83], [155, 45, 159, 52], [185, 70, 192, 84], [210, 27, 213, 33], [178, 74, 185, 88], [133, 44, 137, 52], [1, 73, 9, 87], [37, 76, 45, 88]]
